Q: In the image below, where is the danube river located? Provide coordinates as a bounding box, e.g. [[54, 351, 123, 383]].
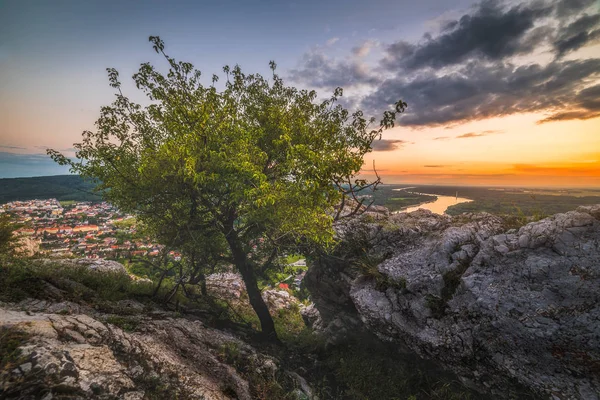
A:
[[393, 188, 472, 215]]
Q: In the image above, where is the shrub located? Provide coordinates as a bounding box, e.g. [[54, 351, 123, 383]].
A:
[[0, 325, 30, 372]]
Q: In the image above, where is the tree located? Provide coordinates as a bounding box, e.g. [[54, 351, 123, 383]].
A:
[[0, 214, 18, 258], [49, 36, 406, 340]]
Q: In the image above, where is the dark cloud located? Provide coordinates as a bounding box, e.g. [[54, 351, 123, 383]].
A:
[[288, 51, 378, 88], [433, 136, 450, 140], [537, 110, 600, 123], [362, 58, 600, 126], [555, 14, 600, 56], [0, 145, 26, 150], [537, 83, 600, 123], [381, 1, 552, 71], [370, 139, 409, 151], [424, 165, 448, 168], [577, 84, 600, 111], [554, 0, 597, 18], [288, 0, 600, 127]]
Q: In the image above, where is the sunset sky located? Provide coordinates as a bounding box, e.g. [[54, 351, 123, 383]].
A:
[[1, 0, 599, 186]]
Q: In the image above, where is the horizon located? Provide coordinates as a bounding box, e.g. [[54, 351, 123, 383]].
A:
[[1, 173, 599, 191], [1, 0, 599, 186]]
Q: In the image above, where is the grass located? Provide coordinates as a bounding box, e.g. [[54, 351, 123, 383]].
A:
[[0, 255, 477, 400], [0, 258, 156, 303], [104, 315, 140, 332], [0, 325, 30, 372], [284, 254, 304, 265], [297, 334, 474, 400]]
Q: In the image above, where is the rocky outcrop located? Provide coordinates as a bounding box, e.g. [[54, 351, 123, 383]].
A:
[[306, 205, 600, 399], [0, 298, 310, 400], [39, 258, 129, 274], [206, 272, 299, 313], [0, 264, 315, 399]]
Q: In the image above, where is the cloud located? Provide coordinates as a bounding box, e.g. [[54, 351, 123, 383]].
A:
[[326, 37, 340, 46], [288, 51, 379, 88], [457, 132, 484, 138], [512, 163, 600, 176], [381, 1, 552, 71], [352, 40, 377, 57], [554, 0, 597, 18], [370, 139, 409, 151], [537, 83, 600, 123], [289, 0, 600, 127], [433, 136, 450, 140], [554, 14, 600, 56], [361, 58, 600, 126], [537, 110, 600, 123], [456, 130, 503, 138], [0, 145, 26, 150], [424, 165, 448, 168]]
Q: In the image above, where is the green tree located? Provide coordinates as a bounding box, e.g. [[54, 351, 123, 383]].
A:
[[49, 36, 405, 339], [0, 214, 18, 258]]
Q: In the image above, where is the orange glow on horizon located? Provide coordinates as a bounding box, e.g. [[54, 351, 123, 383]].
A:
[[361, 112, 600, 188]]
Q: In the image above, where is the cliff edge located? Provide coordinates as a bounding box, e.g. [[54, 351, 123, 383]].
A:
[[306, 205, 600, 399]]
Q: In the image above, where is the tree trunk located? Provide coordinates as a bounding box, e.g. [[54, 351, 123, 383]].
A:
[[199, 273, 207, 296], [225, 232, 278, 340]]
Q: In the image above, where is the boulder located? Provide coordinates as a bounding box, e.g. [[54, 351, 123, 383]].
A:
[[39, 258, 128, 274], [206, 272, 246, 301]]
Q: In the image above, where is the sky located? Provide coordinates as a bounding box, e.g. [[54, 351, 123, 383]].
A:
[[0, 0, 599, 187]]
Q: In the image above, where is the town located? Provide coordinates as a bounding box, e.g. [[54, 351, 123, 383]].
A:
[[1, 198, 180, 261]]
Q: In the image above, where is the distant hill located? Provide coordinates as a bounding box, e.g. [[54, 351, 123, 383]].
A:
[[0, 175, 102, 204]]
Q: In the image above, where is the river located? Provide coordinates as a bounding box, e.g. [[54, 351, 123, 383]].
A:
[[392, 188, 472, 215]]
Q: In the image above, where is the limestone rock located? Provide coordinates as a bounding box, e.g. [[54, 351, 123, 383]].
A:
[[206, 272, 246, 301], [306, 206, 600, 399], [261, 289, 299, 312], [0, 307, 272, 399]]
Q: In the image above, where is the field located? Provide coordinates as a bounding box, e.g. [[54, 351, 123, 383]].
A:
[[360, 184, 437, 212], [405, 185, 600, 216], [1, 176, 599, 218]]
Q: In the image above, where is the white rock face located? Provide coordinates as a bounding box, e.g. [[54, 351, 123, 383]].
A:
[[206, 272, 246, 300], [306, 205, 600, 399], [0, 305, 276, 399], [206, 272, 299, 313], [39, 258, 129, 274], [261, 289, 299, 311]]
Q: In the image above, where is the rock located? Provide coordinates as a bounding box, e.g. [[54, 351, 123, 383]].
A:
[[39, 258, 128, 274], [300, 303, 323, 331], [261, 289, 299, 312], [206, 273, 300, 314], [206, 272, 246, 301], [73, 258, 128, 274], [306, 206, 600, 399], [0, 306, 282, 399]]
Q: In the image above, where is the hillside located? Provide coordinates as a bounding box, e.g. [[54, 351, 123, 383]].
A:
[[0, 175, 101, 204]]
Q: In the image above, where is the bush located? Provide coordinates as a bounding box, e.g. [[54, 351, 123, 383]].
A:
[[0, 214, 18, 257], [321, 336, 473, 400], [0, 325, 30, 372], [0, 260, 155, 303]]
